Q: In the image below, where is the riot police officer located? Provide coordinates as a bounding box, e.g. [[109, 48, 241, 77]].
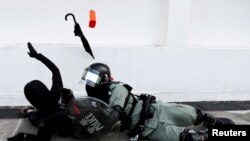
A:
[[81, 62, 235, 141]]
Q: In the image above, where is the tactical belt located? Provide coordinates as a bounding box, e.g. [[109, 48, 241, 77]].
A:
[[128, 94, 156, 139], [120, 83, 156, 139], [123, 84, 138, 117]]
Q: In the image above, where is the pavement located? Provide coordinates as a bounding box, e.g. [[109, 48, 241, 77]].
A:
[[0, 101, 250, 141]]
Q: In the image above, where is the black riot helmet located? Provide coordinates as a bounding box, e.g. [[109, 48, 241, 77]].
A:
[[81, 63, 112, 103]]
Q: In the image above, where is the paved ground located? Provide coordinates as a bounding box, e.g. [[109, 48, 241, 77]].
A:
[[0, 119, 20, 141], [0, 101, 250, 141]]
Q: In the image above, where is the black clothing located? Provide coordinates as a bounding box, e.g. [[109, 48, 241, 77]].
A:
[[20, 53, 74, 141], [8, 110, 73, 141], [24, 53, 64, 126], [36, 110, 73, 141], [8, 44, 76, 141], [24, 53, 63, 109]]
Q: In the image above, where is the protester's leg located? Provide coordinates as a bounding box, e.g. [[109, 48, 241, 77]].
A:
[[24, 80, 51, 110], [24, 80, 57, 126], [7, 132, 38, 141], [37, 111, 74, 140]]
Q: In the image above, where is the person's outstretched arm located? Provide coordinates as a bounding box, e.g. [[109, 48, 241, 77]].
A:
[[27, 42, 63, 103]]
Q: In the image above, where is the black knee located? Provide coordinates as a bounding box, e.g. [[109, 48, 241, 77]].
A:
[[24, 80, 50, 110], [24, 80, 49, 96]]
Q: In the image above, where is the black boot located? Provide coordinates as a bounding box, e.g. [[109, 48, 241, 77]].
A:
[[195, 109, 235, 126], [211, 117, 235, 125]]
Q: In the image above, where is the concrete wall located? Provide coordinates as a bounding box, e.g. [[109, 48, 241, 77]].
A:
[[1, 0, 250, 106]]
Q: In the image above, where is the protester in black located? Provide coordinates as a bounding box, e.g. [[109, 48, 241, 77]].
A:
[[23, 42, 65, 125], [8, 43, 74, 141]]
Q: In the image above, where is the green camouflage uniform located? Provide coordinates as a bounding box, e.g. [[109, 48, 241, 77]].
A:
[[109, 83, 198, 141]]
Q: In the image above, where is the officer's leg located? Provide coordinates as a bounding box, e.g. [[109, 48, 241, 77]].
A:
[[147, 123, 208, 141], [160, 102, 198, 126], [165, 103, 235, 127], [147, 123, 186, 141], [145, 118, 208, 141]]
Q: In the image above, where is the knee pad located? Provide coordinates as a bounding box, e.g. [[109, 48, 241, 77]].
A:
[[180, 130, 208, 141]]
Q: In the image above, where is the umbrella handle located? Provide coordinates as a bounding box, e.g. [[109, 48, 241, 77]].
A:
[[65, 13, 77, 24]]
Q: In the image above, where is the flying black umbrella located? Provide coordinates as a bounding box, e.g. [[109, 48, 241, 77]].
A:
[[65, 13, 95, 59]]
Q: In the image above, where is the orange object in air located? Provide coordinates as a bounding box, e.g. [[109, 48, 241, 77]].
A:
[[89, 9, 96, 28]]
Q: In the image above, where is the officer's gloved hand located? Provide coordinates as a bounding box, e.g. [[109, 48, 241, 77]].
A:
[[27, 42, 39, 58], [74, 24, 83, 37]]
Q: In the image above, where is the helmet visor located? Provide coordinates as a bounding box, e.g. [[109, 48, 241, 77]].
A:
[[81, 69, 102, 87]]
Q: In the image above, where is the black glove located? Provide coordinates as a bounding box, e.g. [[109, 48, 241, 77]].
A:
[[27, 42, 39, 58], [74, 24, 83, 37]]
